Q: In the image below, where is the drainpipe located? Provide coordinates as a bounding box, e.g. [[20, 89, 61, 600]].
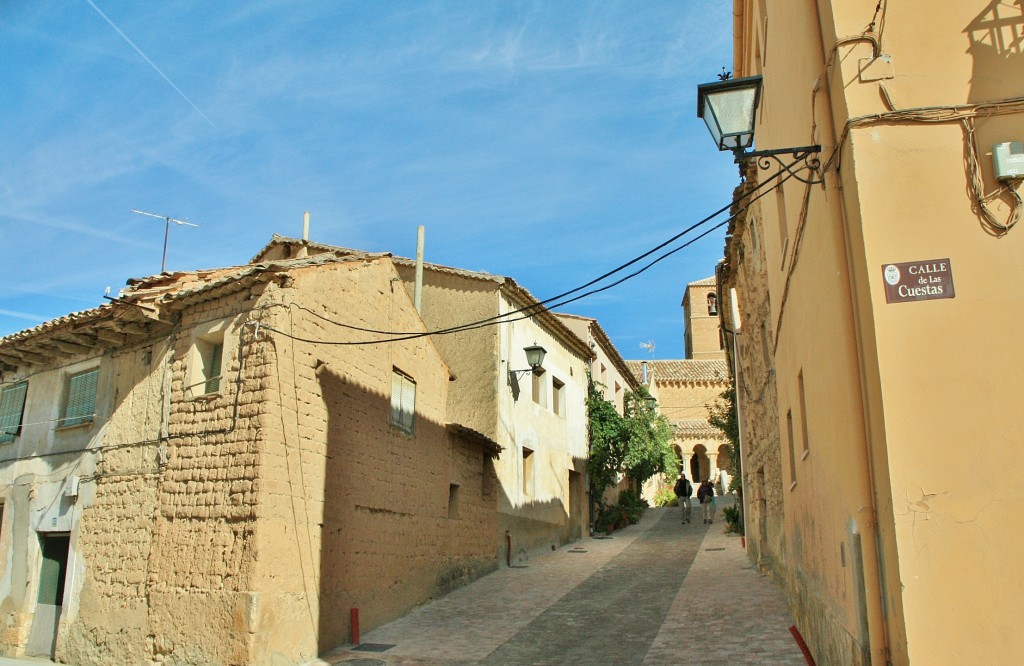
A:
[[733, 0, 745, 77]]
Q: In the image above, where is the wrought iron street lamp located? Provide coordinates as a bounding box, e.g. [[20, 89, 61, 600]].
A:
[[508, 345, 547, 384], [697, 75, 763, 153], [697, 74, 822, 183]]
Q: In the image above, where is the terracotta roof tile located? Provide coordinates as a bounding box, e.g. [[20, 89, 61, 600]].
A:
[[0, 305, 112, 347], [672, 419, 727, 439], [623, 359, 730, 384]]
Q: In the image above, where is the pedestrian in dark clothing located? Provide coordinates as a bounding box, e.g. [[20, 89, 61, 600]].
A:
[[673, 473, 693, 523], [697, 479, 715, 524]]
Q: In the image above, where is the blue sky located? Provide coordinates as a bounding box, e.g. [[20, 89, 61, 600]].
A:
[[1, 1, 738, 360]]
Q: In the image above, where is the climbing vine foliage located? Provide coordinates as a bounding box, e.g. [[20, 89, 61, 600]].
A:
[[586, 379, 625, 503]]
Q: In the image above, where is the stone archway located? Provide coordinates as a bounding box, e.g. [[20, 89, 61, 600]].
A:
[[716, 443, 733, 490], [689, 445, 710, 482]]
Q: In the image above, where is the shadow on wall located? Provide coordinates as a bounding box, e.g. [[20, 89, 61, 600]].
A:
[[965, 1, 1024, 103], [315, 367, 588, 652], [317, 367, 499, 652], [494, 456, 587, 565]]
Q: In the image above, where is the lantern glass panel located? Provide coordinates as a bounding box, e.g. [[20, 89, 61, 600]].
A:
[[524, 345, 547, 369]]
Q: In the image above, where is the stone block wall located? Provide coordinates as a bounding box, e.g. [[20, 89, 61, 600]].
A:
[[721, 174, 787, 581]]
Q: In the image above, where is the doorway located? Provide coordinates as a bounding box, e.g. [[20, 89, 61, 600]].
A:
[[27, 533, 70, 658], [690, 445, 709, 482], [568, 470, 583, 540]]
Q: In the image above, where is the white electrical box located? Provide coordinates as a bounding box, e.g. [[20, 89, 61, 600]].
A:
[[64, 475, 80, 498], [993, 142, 1024, 180]]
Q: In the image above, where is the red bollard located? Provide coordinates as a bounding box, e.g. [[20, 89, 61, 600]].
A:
[[351, 608, 360, 646]]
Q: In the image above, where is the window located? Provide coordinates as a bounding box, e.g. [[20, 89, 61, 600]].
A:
[[390, 369, 416, 434], [187, 321, 232, 398], [0, 381, 28, 444], [799, 370, 810, 459], [552, 377, 565, 416], [531, 371, 547, 407], [193, 336, 224, 395], [786, 408, 797, 489], [60, 369, 98, 428]]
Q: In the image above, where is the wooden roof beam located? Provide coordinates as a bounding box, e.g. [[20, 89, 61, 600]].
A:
[[50, 339, 93, 355], [109, 321, 149, 336], [94, 329, 128, 345], [0, 347, 52, 365]]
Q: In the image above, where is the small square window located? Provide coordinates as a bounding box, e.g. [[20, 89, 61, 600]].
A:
[[193, 336, 224, 395], [531, 371, 547, 407], [61, 369, 98, 428], [390, 369, 416, 434], [0, 381, 28, 443], [552, 377, 565, 416]]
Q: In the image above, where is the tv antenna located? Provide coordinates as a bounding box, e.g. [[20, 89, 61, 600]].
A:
[[639, 340, 656, 358], [130, 209, 199, 272]]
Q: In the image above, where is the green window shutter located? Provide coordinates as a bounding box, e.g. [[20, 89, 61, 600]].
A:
[[63, 369, 98, 428], [205, 343, 223, 394], [0, 381, 28, 444]]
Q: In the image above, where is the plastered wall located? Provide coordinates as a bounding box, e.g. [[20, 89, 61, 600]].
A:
[[1, 256, 501, 665]]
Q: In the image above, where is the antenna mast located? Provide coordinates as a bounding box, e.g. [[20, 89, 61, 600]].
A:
[[130, 209, 199, 272]]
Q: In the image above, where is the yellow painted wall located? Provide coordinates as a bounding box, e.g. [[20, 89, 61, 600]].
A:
[[727, 0, 1024, 663]]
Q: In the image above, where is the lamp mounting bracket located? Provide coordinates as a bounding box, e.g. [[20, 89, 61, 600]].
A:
[[734, 145, 824, 185], [508, 368, 540, 382]]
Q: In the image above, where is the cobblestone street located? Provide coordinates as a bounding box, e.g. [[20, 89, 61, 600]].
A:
[[323, 501, 806, 666]]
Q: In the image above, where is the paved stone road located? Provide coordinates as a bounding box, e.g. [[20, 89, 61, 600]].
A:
[[322, 501, 806, 666]]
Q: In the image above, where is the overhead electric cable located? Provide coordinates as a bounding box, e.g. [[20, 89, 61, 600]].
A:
[[255, 162, 805, 346], [265, 156, 805, 341]]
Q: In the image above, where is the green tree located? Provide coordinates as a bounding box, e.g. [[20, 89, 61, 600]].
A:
[[620, 386, 676, 496], [587, 380, 677, 505]]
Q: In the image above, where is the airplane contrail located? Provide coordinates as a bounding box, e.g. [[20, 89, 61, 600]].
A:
[[84, 0, 217, 128]]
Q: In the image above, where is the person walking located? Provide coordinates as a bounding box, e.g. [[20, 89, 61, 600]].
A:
[[673, 472, 693, 524], [697, 479, 715, 524]]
